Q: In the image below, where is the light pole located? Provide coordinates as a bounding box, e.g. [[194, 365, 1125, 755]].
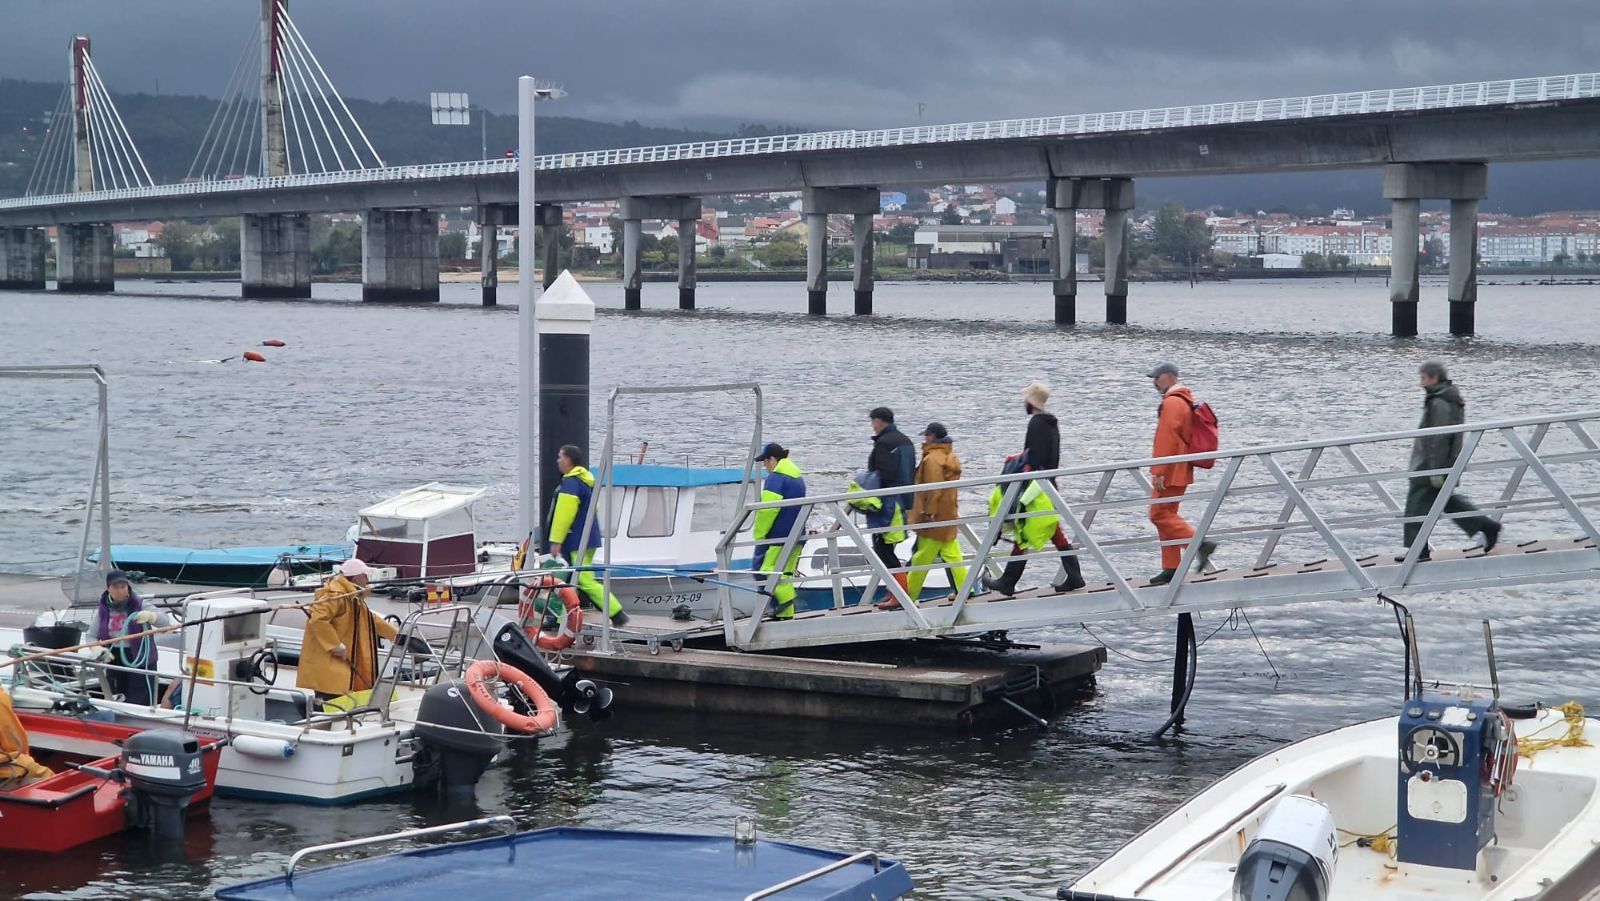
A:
[[517, 76, 565, 543]]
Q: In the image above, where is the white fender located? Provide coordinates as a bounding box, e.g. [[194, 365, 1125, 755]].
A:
[[230, 735, 295, 759]]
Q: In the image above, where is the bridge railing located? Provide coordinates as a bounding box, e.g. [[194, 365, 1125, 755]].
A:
[[713, 408, 1600, 648], [3, 72, 1598, 212]]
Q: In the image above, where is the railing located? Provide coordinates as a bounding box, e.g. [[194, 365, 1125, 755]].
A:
[[715, 408, 1600, 648], [3, 71, 1597, 212]]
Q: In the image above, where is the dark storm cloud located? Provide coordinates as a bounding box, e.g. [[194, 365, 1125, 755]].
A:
[[4, 1, 1597, 129]]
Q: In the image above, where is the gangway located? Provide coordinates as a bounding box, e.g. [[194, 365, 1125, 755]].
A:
[[713, 408, 1600, 653]]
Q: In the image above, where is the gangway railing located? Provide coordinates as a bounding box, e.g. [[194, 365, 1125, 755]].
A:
[[715, 408, 1600, 652]]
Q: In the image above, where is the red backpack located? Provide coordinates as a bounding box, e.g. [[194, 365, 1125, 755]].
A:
[[1188, 402, 1219, 468]]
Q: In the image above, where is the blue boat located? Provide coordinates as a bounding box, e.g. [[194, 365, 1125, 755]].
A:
[[215, 817, 913, 900], [94, 543, 350, 588]]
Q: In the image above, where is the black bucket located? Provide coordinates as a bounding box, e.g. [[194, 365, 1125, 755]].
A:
[[24, 623, 85, 649]]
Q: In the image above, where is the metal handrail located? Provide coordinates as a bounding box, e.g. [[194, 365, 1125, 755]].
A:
[[285, 815, 517, 879], [743, 850, 882, 901], [5, 70, 1597, 211]]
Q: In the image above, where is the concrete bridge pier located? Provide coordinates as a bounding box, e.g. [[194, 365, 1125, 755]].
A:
[[362, 209, 439, 303], [853, 213, 875, 315], [537, 203, 563, 291], [0, 227, 47, 290], [618, 196, 701, 311], [1049, 178, 1133, 324], [802, 188, 880, 316], [241, 213, 311, 299], [1050, 206, 1077, 324], [1382, 163, 1487, 337], [55, 223, 114, 293], [677, 218, 697, 310], [478, 205, 503, 306]]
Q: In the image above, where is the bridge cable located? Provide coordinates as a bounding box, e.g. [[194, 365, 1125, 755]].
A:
[[280, 29, 335, 173], [273, 41, 312, 176], [188, 27, 257, 181], [85, 58, 153, 185], [276, 17, 347, 171], [218, 33, 263, 178], [82, 60, 132, 189], [79, 59, 123, 189], [277, 5, 383, 167], [275, 39, 320, 173], [24, 85, 73, 196]]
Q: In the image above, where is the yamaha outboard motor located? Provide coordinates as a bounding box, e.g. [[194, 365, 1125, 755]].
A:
[[487, 619, 614, 721], [120, 729, 208, 841], [1233, 795, 1336, 901], [413, 683, 505, 795]]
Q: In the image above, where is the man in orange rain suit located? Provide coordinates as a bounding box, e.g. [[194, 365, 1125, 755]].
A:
[[1146, 362, 1216, 586]]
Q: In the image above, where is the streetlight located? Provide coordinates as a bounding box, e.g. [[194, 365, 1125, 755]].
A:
[[517, 77, 565, 543], [428, 91, 488, 161]]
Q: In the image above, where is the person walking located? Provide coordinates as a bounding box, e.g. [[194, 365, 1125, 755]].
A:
[[888, 423, 970, 610], [1020, 381, 1087, 592], [1146, 362, 1216, 585], [752, 443, 807, 621], [866, 406, 915, 579], [547, 444, 627, 626], [1398, 361, 1500, 560]]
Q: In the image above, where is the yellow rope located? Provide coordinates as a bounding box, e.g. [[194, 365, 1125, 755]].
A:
[[1517, 702, 1590, 760], [1337, 826, 1396, 856]]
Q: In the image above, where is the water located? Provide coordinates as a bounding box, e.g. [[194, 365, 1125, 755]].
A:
[[2, 277, 1599, 899]]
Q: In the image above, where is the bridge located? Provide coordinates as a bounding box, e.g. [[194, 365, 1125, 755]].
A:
[[697, 408, 1600, 657], [2, 2, 1599, 331]]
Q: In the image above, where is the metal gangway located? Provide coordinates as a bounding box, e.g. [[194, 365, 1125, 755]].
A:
[[714, 409, 1600, 653]]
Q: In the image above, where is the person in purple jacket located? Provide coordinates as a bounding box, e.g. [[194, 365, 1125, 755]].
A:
[[93, 570, 164, 706]]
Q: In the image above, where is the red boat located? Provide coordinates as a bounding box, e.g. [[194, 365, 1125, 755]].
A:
[[1, 711, 224, 854]]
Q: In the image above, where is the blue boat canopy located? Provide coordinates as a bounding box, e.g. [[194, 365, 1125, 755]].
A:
[[216, 827, 912, 900], [602, 464, 750, 489]]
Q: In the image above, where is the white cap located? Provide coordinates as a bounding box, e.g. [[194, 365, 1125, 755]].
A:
[[339, 558, 376, 579]]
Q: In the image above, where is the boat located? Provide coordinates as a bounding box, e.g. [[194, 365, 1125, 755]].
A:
[[1, 707, 224, 853], [94, 544, 350, 588], [215, 815, 914, 900], [6, 590, 607, 805], [1060, 619, 1600, 901]]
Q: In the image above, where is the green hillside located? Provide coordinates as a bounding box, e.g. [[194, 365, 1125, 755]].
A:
[[0, 77, 742, 198]]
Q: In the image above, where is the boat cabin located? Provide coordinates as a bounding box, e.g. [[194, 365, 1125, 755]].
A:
[[355, 483, 486, 578], [591, 464, 755, 571]]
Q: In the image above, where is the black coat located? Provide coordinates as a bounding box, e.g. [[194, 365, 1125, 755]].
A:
[[1024, 412, 1060, 471], [868, 425, 915, 489]]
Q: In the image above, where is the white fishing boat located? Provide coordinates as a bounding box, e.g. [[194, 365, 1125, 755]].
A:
[[1062, 621, 1600, 901], [5, 592, 604, 805]]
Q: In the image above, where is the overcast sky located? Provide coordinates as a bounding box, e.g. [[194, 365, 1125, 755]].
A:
[[4, 1, 1597, 130]]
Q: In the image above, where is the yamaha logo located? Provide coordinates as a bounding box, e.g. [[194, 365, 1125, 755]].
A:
[[134, 754, 176, 767], [446, 687, 461, 699]]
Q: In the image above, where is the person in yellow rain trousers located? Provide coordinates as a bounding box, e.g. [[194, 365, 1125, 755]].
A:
[[981, 453, 1063, 596], [297, 558, 399, 705], [547, 445, 627, 626], [1, 685, 54, 789], [751, 443, 807, 621], [897, 423, 969, 607]]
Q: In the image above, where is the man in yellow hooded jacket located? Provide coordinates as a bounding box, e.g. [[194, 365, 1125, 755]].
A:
[[547, 444, 626, 625], [297, 557, 398, 703]]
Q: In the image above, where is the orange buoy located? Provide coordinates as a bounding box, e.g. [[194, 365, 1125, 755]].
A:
[[261, 339, 286, 347], [462, 659, 557, 734], [242, 350, 267, 363], [519, 579, 584, 651]]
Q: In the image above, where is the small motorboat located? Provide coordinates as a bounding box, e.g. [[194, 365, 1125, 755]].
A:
[[215, 815, 914, 900], [1061, 619, 1600, 901], [1, 708, 224, 853], [93, 543, 350, 588]]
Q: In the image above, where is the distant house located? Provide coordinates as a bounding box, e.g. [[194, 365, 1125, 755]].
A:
[[880, 191, 908, 211]]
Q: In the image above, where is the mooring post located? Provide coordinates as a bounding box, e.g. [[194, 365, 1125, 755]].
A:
[[534, 272, 594, 530]]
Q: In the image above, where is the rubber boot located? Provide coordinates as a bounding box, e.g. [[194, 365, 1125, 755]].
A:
[[878, 572, 912, 610], [1052, 553, 1087, 592], [982, 561, 1026, 597]]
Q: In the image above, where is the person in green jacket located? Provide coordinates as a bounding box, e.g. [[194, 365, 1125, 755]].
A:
[[981, 453, 1063, 596], [751, 443, 807, 621], [1399, 361, 1501, 561], [547, 444, 626, 625]]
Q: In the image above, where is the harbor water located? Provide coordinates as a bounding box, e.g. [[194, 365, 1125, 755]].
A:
[[3, 277, 1599, 899]]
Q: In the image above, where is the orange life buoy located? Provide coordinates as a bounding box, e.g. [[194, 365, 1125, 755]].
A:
[[518, 579, 584, 651], [242, 350, 266, 363], [462, 659, 557, 734]]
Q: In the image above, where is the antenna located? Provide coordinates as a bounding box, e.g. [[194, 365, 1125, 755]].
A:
[[1482, 619, 1500, 702], [1405, 610, 1423, 698]]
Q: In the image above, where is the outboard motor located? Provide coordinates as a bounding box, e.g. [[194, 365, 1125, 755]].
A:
[[486, 618, 614, 721], [412, 682, 505, 795], [120, 729, 208, 841], [1233, 795, 1336, 901]]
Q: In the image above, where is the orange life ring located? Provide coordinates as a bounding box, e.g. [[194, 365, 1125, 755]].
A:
[[518, 580, 584, 651], [462, 659, 557, 734]]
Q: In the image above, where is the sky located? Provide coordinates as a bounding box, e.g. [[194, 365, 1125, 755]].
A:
[[3, 1, 1598, 131]]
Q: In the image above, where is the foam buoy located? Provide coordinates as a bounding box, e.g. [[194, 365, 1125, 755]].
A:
[[261, 339, 286, 347], [243, 350, 267, 363]]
